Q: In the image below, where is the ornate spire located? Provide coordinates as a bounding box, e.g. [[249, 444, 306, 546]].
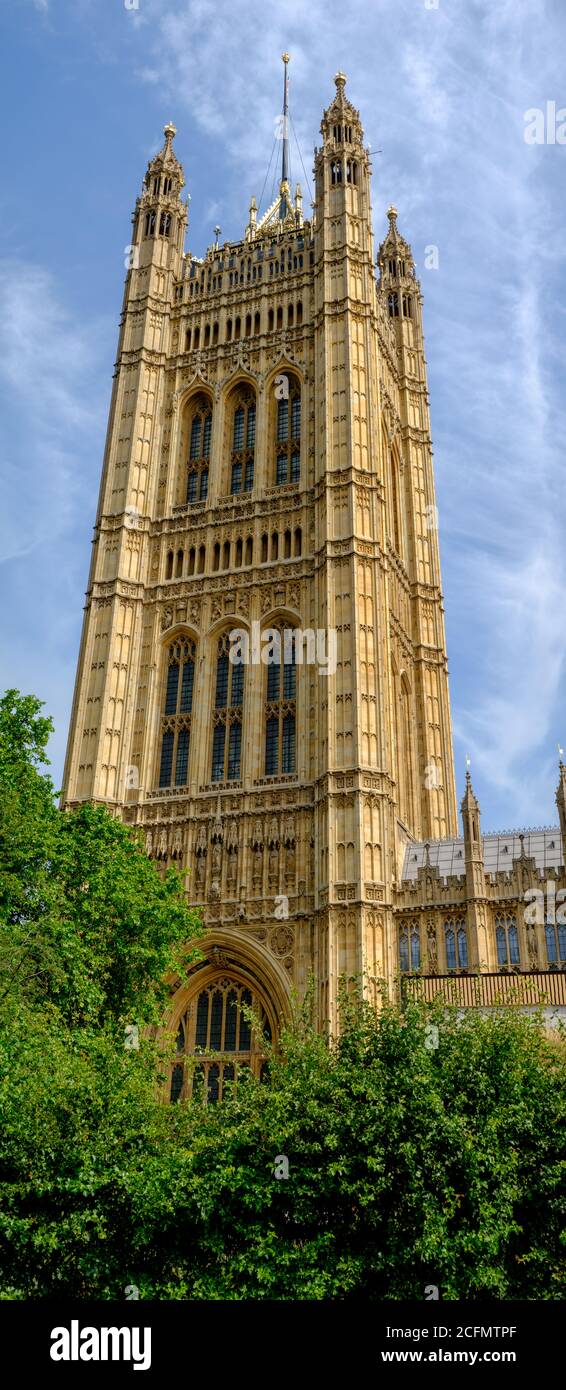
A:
[[279, 52, 291, 220], [555, 755, 566, 863], [461, 768, 480, 815], [319, 69, 364, 147]]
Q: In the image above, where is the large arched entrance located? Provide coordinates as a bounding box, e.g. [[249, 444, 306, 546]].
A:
[[166, 934, 290, 1104]]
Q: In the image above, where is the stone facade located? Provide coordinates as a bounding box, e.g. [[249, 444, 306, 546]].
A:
[[62, 73, 566, 1088]]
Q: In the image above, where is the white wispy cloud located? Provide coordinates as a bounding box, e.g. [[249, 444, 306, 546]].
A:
[[128, 0, 566, 823], [4, 0, 566, 827], [0, 263, 104, 563], [0, 262, 111, 782]]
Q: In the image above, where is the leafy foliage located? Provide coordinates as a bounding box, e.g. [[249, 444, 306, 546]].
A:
[[0, 690, 565, 1300]]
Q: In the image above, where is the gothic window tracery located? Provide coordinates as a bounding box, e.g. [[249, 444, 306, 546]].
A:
[[158, 638, 196, 788], [545, 921, 566, 966], [170, 976, 272, 1103], [275, 377, 301, 485], [264, 629, 296, 777], [230, 389, 256, 494], [444, 916, 468, 970], [399, 920, 421, 972], [186, 395, 211, 503], [211, 633, 244, 782], [495, 912, 520, 968]]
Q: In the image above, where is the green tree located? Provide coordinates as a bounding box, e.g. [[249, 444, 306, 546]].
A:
[[0, 689, 201, 1028], [0, 690, 565, 1301]]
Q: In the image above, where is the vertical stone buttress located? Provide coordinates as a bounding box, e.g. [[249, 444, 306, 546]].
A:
[[62, 126, 187, 807]]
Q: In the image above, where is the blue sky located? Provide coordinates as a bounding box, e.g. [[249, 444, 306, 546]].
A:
[[1, 0, 565, 833]]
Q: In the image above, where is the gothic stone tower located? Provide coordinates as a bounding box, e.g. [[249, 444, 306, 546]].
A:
[[63, 68, 457, 1086]]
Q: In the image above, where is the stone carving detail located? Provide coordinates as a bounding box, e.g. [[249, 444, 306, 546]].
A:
[[270, 924, 294, 957], [426, 920, 438, 973], [209, 812, 223, 900], [171, 827, 184, 861], [226, 818, 239, 888], [195, 822, 207, 892], [526, 921, 538, 967], [267, 816, 280, 887], [251, 818, 264, 887], [208, 945, 231, 969], [282, 815, 296, 884]]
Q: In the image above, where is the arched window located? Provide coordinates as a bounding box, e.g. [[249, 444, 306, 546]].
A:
[[245, 536, 253, 565], [188, 546, 195, 576], [165, 549, 174, 580], [294, 527, 302, 557], [276, 377, 301, 484], [495, 913, 520, 968], [331, 159, 342, 185], [197, 544, 206, 574], [268, 308, 274, 332], [230, 389, 255, 494], [388, 292, 399, 318], [186, 395, 211, 504], [545, 921, 566, 965], [264, 629, 296, 776], [444, 916, 468, 970], [158, 638, 196, 788], [170, 975, 272, 1103], [399, 921, 421, 973], [211, 633, 244, 782], [175, 548, 183, 577], [402, 294, 412, 318], [261, 533, 268, 563]]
